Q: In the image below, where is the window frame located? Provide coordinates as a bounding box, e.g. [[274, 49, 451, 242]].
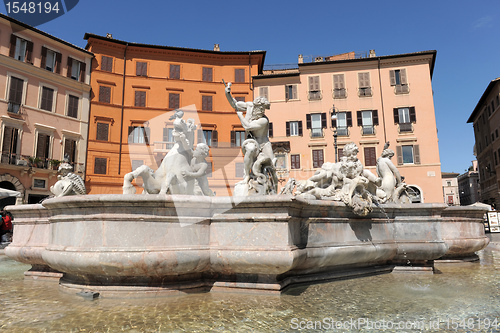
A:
[[6, 73, 27, 114], [94, 157, 108, 175], [169, 64, 181, 79], [66, 93, 80, 119], [285, 84, 298, 101], [38, 83, 57, 112]]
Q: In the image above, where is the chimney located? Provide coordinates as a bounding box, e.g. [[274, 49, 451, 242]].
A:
[[369, 49, 376, 58], [298, 54, 303, 64], [106, 33, 113, 39], [213, 44, 220, 51]]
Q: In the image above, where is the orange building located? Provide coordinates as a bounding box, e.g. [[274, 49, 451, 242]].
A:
[[254, 50, 443, 203], [83, 34, 265, 195]]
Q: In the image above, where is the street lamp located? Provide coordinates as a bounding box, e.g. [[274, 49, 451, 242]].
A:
[[330, 104, 338, 163]]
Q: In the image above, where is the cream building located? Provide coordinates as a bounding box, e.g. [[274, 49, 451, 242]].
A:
[[254, 50, 442, 203], [0, 14, 92, 207]]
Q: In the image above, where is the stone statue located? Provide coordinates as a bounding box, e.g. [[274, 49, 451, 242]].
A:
[[123, 114, 214, 196], [294, 141, 413, 215], [224, 81, 278, 196], [50, 161, 86, 197]]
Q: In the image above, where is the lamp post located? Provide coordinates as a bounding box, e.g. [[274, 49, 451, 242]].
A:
[[330, 105, 338, 163]]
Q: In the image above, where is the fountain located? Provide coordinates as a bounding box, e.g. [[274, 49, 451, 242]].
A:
[[3, 82, 490, 297]]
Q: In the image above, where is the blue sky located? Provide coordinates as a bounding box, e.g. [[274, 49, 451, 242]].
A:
[[3, 0, 499, 174]]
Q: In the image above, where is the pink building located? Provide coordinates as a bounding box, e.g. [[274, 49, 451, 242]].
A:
[[0, 14, 92, 207], [254, 50, 443, 203]]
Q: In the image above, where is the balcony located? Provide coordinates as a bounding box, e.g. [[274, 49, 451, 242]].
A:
[[337, 127, 349, 136], [153, 141, 175, 153], [399, 122, 413, 133], [358, 87, 372, 97], [308, 90, 322, 101], [395, 84, 410, 94], [7, 102, 21, 115], [0, 153, 85, 173], [333, 88, 347, 99], [310, 128, 324, 138], [362, 125, 375, 135]]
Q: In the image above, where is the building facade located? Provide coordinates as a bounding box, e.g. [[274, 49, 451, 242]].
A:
[[458, 161, 480, 205], [467, 78, 500, 209], [0, 14, 92, 208], [442, 172, 460, 206], [254, 50, 443, 203], [84, 34, 265, 195]]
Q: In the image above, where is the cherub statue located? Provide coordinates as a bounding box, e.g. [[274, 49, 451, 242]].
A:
[[181, 143, 215, 196]]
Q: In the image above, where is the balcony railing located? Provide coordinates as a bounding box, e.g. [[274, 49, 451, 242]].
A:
[[308, 90, 322, 101], [358, 87, 372, 97], [395, 84, 410, 94], [333, 88, 347, 99], [310, 128, 324, 138], [399, 122, 413, 133], [337, 127, 349, 136], [0, 152, 84, 173], [7, 102, 21, 114], [362, 125, 375, 135]]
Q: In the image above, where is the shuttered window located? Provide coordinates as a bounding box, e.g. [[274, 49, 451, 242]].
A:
[[285, 84, 297, 100], [312, 149, 324, 168], [36, 133, 50, 159], [397, 144, 420, 165], [67, 95, 79, 118], [1, 126, 19, 164], [40, 86, 54, 111], [170, 64, 180, 79], [134, 91, 146, 107], [235, 162, 244, 178], [96, 123, 109, 141], [333, 74, 346, 98], [286, 121, 302, 136], [268, 122, 273, 138], [101, 56, 113, 72], [202, 95, 213, 111], [9, 35, 33, 63], [230, 131, 246, 147], [202, 67, 213, 82], [358, 72, 372, 96], [235, 68, 245, 83], [291, 154, 300, 169], [308, 76, 321, 100], [94, 157, 107, 175], [99, 86, 111, 103], [259, 87, 269, 100], [8, 76, 24, 114], [128, 126, 150, 144], [67, 57, 86, 82], [136, 62, 147, 76], [64, 138, 76, 163], [169, 93, 180, 109], [364, 147, 376, 166]]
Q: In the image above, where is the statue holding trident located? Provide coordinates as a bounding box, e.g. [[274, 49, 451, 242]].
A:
[[224, 80, 278, 196]]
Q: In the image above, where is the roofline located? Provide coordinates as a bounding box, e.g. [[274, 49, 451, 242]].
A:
[[0, 13, 93, 56], [467, 77, 500, 123], [298, 50, 437, 78], [84, 33, 267, 73], [253, 71, 300, 80]]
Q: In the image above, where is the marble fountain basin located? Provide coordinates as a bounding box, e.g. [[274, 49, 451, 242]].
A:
[[4, 194, 489, 296]]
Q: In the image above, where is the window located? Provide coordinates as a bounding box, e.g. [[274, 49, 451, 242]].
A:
[[199, 129, 218, 147], [358, 72, 372, 96], [9, 35, 33, 63], [447, 181, 452, 187], [67, 57, 86, 82], [169, 93, 180, 109], [286, 121, 303, 136], [99, 86, 111, 103], [67, 95, 79, 118], [64, 138, 77, 163], [202, 95, 213, 111], [275, 154, 287, 169], [307, 113, 327, 138], [202, 67, 213, 82], [94, 157, 107, 174], [364, 147, 376, 166], [394, 107, 416, 132], [167, 64, 180, 79], [135, 91, 146, 107], [285, 84, 297, 100], [96, 123, 109, 141], [357, 110, 378, 135], [1, 126, 19, 164], [40, 86, 55, 111], [101, 56, 113, 72], [268, 122, 273, 138], [44, 48, 57, 72], [206, 161, 213, 178], [312, 149, 324, 168], [136, 62, 147, 76], [259, 87, 269, 100], [390, 69, 409, 94], [35, 133, 51, 161], [235, 96, 245, 103], [447, 195, 454, 205], [163, 128, 175, 149], [397, 144, 420, 165], [33, 179, 46, 189], [308, 76, 321, 100], [291, 154, 300, 169], [231, 130, 246, 147], [128, 126, 149, 144], [7, 76, 24, 114], [332, 112, 352, 136], [235, 68, 245, 83], [333, 74, 346, 98]]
